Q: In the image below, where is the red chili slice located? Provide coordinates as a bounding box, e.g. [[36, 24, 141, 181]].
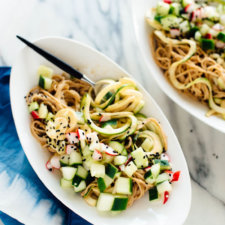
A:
[[171, 171, 181, 182], [163, 191, 169, 204], [31, 111, 40, 119]]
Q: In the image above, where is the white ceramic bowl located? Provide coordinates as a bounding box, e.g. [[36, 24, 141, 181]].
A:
[[131, 0, 225, 134], [10, 37, 191, 225]]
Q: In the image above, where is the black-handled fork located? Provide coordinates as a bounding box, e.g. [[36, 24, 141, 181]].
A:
[[16, 35, 95, 86]]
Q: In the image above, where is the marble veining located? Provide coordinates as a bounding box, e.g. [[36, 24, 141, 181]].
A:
[[0, 0, 225, 224]]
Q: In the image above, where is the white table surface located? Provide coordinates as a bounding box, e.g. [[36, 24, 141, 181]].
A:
[[0, 0, 225, 224]]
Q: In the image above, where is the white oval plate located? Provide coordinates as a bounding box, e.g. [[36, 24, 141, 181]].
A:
[[10, 37, 191, 225], [131, 0, 225, 133]]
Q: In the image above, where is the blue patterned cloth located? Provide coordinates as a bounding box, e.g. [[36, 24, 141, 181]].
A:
[[0, 67, 90, 225]]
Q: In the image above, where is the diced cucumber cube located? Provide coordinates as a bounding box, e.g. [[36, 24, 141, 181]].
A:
[[124, 161, 137, 177], [28, 102, 39, 112], [141, 138, 153, 152], [60, 167, 77, 181], [37, 65, 53, 78], [153, 159, 171, 171], [97, 175, 113, 192], [114, 155, 127, 165], [149, 186, 159, 201], [200, 24, 210, 36], [200, 39, 215, 50], [157, 2, 170, 16], [180, 20, 190, 33], [157, 180, 172, 195], [45, 112, 54, 122], [69, 151, 82, 166], [74, 180, 86, 192], [38, 103, 48, 119], [106, 163, 118, 179], [39, 75, 52, 90], [121, 148, 128, 156], [195, 31, 202, 41], [109, 141, 124, 154], [151, 163, 161, 178], [115, 177, 132, 195], [60, 178, 72, 188], [72, 175, 82, 187], [111, 196, 128, 211], [82, 146, 92, 157], [85, 172, 95, 186], [102, 153, 114, 163], [90, 163, 105, 178], [160, 15, 181, 31], [60, 155, 70, 167], [144, 170, 155, 184], [156, 173, 170, 184], [75, 111, 85, 124], [98, 177, 107, 192], [131, 147, 148, 168], [169, 3, 181, 16], [97, 193, 114, 211], [217, 32, 225, 42], [76, 166, 88, 179]]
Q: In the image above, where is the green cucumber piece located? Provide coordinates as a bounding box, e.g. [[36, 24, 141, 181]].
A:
[[45, 112, 54, 121], [111, 196, 128, 211], [131, 147, 148, 168], [180, 20, 190, 33], [90, 163, 105, 178], [37, 65, 53, 78], [157, 180, 172, 194], [151, 163, 161, 178], [60, 178, 72, 188], [38, 103, 48, 119], [189, 26, 199, 37], [72, 175, 82, 186], [114, 155, 127, 166], [160, 15, 181, 31], [200, 38, 215, 50], [115, 177, 132, 195], [97, 175, 113, 192], [75, 111, 85, 124], [97, 193, 115, 211], [149, 186, 159, 201], [141, 138, 153, 152], [109, 141, 124, 154], [74, 180, 86, 192], [153, 159, 171, 171], [60, 155, 70, 167], [28, 102, 39, 112], [135, 113, 147, 118], [154, 15, 163, 23], [156, 173, 170, 184], [121, 148, 128, 156], [156, 2, 170, 16], [217, 32, 225, 42], [106, 163, 118, 179], [60, 167, 77, 181], [144, 170, 155, 184], [124, 161, 137, 177], [39, 75, 52, 90], [69, 151, 82, 166], [76, 165, 88, 179]]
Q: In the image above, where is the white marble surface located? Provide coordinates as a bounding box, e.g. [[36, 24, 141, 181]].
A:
[[0, 0, 225, 224]]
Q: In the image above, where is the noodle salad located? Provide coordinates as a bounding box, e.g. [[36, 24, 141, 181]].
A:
[[146, 0, 225, 119], [25, 65, 180, 213]]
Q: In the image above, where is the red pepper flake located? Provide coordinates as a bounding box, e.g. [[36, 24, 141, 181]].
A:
[[31, 111, 40, 119], [165, 170, 173, 174], [163, 191, 169, 204], [144, 166, 151, 172], [171, 171, 181, 182]]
